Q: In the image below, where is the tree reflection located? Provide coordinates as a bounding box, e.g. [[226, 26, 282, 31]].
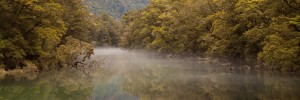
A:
[[0, 66, 102, 100], [121, 64, 300, 100], [1, 49, 299, 100]]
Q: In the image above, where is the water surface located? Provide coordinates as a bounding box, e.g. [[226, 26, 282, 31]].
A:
[[0, 48, 299, 100]]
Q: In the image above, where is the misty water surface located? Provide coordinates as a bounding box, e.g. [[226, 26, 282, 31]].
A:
[[0, 48, 300, 100]]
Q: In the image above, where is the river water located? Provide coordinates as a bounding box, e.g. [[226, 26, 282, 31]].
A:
[[0, 48, 299, 100]]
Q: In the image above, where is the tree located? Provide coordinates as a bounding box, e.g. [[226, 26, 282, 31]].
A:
[[96, 14, 121, 46], [0, 0, 99, 70], [120, 0, 300, 71]]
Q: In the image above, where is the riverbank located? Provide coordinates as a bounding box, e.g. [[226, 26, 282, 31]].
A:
[[0, 54, 104, 81], [1, 48, 300, 100], [0, 63, 38, 80], [121, 48, 299, 73]]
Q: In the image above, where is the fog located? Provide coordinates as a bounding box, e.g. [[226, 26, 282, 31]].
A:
[[0, 48, 298, 100], [91, 48, 300, 100]]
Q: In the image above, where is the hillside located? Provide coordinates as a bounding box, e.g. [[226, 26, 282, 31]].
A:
[[84, 0, 149, 18]]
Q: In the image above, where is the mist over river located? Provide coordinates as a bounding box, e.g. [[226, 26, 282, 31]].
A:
[[0, 48, 299, 100]]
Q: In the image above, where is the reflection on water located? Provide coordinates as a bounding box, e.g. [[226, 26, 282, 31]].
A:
[[0, 67, 100, 100], [0, 48, 300, 100]]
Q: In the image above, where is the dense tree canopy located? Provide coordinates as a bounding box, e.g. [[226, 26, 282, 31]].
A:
[[1, 0, 299, 72], [94, 14, 121, 46], [120, 0, 300, 71], [84, 0, 149, 18], [0, 0, 99, 70]]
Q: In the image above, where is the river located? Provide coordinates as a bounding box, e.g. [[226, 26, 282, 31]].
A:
[[0, 48, 299, 100]]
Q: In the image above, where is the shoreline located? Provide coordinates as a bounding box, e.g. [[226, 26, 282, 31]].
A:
[[119, 48, 300, 73]]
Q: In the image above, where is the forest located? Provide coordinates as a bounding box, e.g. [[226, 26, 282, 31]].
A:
[[0, 0, 300, 73], [0, 0, 120, 72], [0, 0, 300, 100], [120, 0, 300, 72], [84, 0, 149, 18]]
